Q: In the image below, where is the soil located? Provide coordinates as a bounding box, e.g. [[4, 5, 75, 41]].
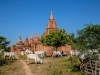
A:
[[15, 55, 33, 75]]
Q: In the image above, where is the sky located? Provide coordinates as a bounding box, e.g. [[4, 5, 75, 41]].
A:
[[0, 0, 100, 46]]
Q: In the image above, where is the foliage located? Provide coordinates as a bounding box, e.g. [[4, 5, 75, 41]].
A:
[[85, 53, 99, 60], [77, 24, 100, 52], [69, 33, 78, 50], [0, 59, 25, 75], [0, 55, 13, 66], [0, 36, 10, 51], [70, 24, 100, 53], [41, 29, 70, 50], [0, 36, 10, 66], [53, 69, 62, 75], [29, 56, 81, 75]]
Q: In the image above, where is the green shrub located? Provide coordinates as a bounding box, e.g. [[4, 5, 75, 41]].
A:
[[86, 54, 99, 60]]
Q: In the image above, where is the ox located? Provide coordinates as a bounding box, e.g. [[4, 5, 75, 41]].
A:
[[70, 50, 80, 56], [35, 50, 46, 58], [52, 51, 62, 58], [4, 52, 16, 60], [25, 49, 33, 55], [26, 54, 43, 65]]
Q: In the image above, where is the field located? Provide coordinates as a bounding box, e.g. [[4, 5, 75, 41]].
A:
[[0, 59, 25, 75], [0, 55, 82, 75]]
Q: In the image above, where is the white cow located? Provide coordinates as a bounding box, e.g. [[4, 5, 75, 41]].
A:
[[25, 49, 33, 54], [35, 50, 46, 57], [78, 53, 86, 60], [70, 50, 80, 56], [4, 52, 16, 60], [52, 51, 62, 58], [26, 54, 43, 64]]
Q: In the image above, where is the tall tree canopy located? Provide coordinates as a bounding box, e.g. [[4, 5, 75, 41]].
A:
[[71, 24, 100, 53], [69, 33, 78, 50], [41, 29, 70, 51], [0, 36, 10, 51]]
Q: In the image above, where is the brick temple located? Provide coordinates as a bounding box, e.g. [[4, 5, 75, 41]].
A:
[[10, 11, 71, 56]]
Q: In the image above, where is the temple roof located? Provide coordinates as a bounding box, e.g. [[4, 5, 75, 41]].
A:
[[24, 35, 30, 46], [47, 11, 57, 29], [43, 11, 58, 36], [16, 35, 23, 45], [33, 33, 41, 44], [29, 34, 33, 40], [50, 11, 54, 20]]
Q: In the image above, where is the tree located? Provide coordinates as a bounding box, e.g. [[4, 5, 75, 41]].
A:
[[69, 33, 78, 50], [0, 36, 11, 65], [41, 29, 70, 51], [76, 24, 100, 53], [0, 36, 10, 51]]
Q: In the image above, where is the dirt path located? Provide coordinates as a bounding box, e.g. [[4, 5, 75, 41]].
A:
[[15, 55, 33, 75]]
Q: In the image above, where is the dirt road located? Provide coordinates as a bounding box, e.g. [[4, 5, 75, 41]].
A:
[[15, 55, 33, 75]]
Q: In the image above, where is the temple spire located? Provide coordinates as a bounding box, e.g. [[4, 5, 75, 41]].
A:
[[43, 11, 58, 36], [16, 34, 23, 45], [35, 32, 38, 37], [30, 34, 32, 38], [26, 35, 28, 39], [51, 11, 52, 15], [24, 35, 29, 44], [18, 34, 22, 42], [50, 11, 54, 20]]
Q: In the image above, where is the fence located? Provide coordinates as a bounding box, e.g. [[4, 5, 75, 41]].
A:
[[84, 60, 100, 75]]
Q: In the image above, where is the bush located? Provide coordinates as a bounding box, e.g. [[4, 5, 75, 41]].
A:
[[86, 54, 99, 60], [0, 54, 14, 66]]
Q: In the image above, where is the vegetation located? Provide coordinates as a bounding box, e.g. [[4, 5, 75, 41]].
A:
[[29, 56, 81, 75], [71, 23, 100, 60], [0, 36, 10, 52], [19, 55, 27, 60], [0, 59, 25, 75], [1, 23, 100, 75], [77, 24, 100, 52], [0, 36, 11, 66], [41, 29, 70, 51]]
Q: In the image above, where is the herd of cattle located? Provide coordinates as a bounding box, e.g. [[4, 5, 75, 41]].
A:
[[0, 49, 100, 65], [1, 49, 63, 64]]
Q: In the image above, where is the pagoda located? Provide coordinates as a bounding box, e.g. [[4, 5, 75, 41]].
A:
[[43, 11, 58, 36], [11, 11, 71, 56]]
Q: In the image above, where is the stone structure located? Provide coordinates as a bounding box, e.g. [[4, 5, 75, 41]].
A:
[[10, 11, 71, 56], [43, 11, 58, 36]]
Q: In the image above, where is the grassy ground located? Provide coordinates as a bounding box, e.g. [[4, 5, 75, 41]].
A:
[[28, 56, 82, 75], [0, 58, 25, 75], [0, 55, 82, 75]]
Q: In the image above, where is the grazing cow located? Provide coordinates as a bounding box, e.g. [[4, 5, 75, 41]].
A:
[[61, 51, 67, 56], [70, 50, 80, 56], [4, 52, 16, 60], [26, 54, 43, 65], [78, 53, 87, 62], [25, 49, 33, 54], [52, 51, 62, 58], [78, 53, 89, 70], [35, 50, 46, 57]]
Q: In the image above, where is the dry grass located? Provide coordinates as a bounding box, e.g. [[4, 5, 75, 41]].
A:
[[0, 55, 82, 75], [28, 56, 82, 75], [0, 59, 25, 75]]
